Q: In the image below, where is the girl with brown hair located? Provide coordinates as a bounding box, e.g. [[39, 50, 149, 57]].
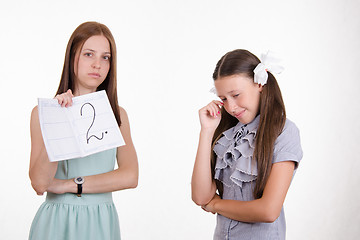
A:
[[29, 22, 138, 240], [191, 49, 302, 239]]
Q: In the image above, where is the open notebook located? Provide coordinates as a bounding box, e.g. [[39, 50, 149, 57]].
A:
[[38, 90, 125, 162]]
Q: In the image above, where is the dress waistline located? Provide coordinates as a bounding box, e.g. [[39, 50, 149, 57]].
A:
[[46, 192, 113, 205]]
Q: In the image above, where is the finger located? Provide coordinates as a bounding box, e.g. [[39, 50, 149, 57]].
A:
[[200, 101, 221, 118], [200, 105, 215, 118], [64, 90, 74, 107], [65, 94, 72, 107], [201, 206, 209, 212], [210, 100, 222, 111], [67, 89, 73, 96], [210, 105, 218, 118], [212, 100, 223, 108], [205, 102, 217, 117], [55, 95, 64, 107], [62, 94, 70, 107], [205, 105, 216, 118], [66, 89, 74, 106], [208, 103, 220, 118]]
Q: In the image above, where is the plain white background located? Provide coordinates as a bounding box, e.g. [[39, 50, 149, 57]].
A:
[[0, 0, 359, 239]]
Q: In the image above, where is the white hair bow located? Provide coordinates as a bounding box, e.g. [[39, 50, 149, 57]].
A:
[[253, 51, 284, 86], [209, 87, 217, 94]]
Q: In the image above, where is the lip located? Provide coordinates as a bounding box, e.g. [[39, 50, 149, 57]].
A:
[[234, 109, 245, 118], [88, 73, 101, 78]]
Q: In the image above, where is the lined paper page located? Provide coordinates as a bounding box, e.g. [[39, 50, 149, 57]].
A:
[[38, 90, 125, 162]]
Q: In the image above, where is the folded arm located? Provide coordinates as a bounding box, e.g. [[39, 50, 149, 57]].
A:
[[203, 161, 295, 223], [34, 106, 138, 195]]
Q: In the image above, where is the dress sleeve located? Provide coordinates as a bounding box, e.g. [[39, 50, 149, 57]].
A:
[[272, 119, 303, 169]]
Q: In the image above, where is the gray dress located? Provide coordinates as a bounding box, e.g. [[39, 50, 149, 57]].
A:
[[213, 116, 303, 240]]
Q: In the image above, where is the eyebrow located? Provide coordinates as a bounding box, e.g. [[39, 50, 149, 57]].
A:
[[218, 90, 238, 97], [82, 49, 111, 55]]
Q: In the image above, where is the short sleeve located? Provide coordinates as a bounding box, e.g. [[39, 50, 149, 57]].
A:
[[272, 119, 303, 169]]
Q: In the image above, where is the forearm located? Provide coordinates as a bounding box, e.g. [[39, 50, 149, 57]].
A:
[[82, 166, 138, 193], [212, 198, 277, 223], [191, 129, 217, 205], [49, 166, 138, 195], [208, 162, 296, 223]]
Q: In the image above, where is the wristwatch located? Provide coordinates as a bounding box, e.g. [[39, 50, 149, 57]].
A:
[[74, 177, 84, 197]]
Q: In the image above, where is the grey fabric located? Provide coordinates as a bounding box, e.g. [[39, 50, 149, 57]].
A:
[[213, 116, 303, 240]]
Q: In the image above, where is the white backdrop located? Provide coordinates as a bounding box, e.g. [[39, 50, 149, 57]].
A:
[[0, 0, 359, 239]]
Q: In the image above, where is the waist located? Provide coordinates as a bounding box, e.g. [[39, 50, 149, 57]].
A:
[[46, 192, 113, 205]]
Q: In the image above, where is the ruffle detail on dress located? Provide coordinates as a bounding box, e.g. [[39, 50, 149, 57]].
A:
[[214, 116, 259, 188]]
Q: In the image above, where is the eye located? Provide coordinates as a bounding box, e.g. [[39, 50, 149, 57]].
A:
[[233, 94, 240, 98], [103, 55, 111, 60], [220, 98, 227, 101], [84, 52, 93, 57]]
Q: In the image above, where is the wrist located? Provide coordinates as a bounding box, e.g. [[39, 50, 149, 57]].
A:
[[200, 128, 215, 138], [212, 198, 221, 213], [74, 176, 85, 197], [66, 179, 77, 194]]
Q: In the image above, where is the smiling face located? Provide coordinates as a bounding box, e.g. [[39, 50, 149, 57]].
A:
[[215, 74, 262, 124], [73, 35, 111, 96]]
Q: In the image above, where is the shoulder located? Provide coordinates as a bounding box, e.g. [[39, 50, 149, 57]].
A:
[[117, 105, 131, 128], [118, 106, 129, 121], [31, 105, 39, 115], [277, 119, 300, 141], [273, 118, 303, 166], [283, 118, 299, 133], [30, 105, 39, 124], [116, 105, 134, 142], [118, 105, 127, 115], [30, 105, 43, 139]]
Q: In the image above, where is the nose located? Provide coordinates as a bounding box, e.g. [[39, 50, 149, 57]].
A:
[[227, 99, 238, 113], [92, 57, 101, 69]]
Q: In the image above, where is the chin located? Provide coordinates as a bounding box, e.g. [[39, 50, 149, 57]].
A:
[[237, 115, 255, 125], [238, 119, 249, 124]]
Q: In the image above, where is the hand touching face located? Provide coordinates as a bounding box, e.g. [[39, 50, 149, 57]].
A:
[[215, 74, 262, 124]]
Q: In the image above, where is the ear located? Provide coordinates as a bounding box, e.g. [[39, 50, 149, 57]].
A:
[[258, 84, 263, 93]]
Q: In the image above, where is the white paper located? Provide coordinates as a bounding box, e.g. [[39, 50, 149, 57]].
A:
[[38, 90, 125, 162]]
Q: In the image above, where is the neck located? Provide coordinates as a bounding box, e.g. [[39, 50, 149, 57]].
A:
[[73, 86, 97, 96]]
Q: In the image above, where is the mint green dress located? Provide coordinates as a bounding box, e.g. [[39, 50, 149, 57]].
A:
[[29, 149, 121, 240]]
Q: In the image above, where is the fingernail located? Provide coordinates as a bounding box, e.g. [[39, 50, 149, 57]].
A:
[[218, 111, 220, 114]]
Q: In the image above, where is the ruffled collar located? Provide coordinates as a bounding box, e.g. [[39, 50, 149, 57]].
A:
[[222, 115, 260, 142], [213, 115, 260, 188]]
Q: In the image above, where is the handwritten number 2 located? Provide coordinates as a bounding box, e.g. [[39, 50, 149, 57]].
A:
[[80, 102, 107, 144]]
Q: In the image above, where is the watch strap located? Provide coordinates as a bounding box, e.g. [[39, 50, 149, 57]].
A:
[[74, 177, 84, 197], [77, 183, 82, 197]]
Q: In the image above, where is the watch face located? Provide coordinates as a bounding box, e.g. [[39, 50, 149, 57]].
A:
[[74, 177, 84, 184]]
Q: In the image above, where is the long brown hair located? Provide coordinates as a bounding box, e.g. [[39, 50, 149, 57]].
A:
[[211, 49, 286, 199], [56, 21, 121, 126]]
